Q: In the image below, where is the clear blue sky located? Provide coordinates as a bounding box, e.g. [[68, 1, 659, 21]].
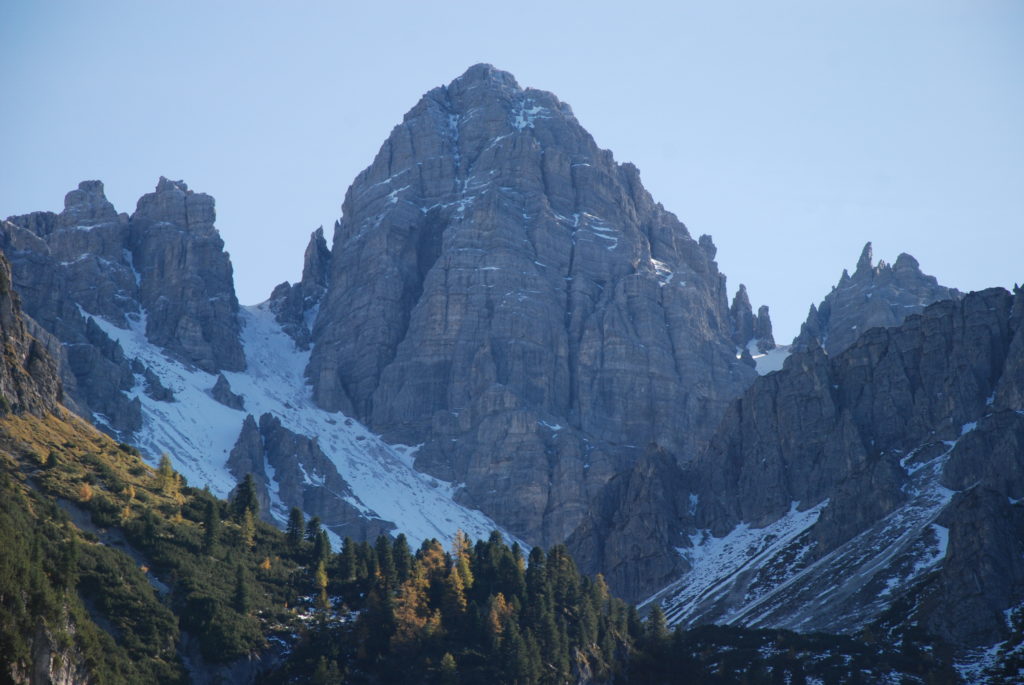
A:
[[2, 1, 1021, 340]]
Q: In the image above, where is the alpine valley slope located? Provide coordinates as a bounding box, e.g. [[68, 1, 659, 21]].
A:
[[641, 284, 1024, 675], [1, 64, 774, 566], [4, 64, 1022, 679], [0, 178, 511, 550]]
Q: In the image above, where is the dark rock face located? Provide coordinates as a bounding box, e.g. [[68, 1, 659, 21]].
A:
[[793, 242, 960, 356], [210, 373, 244, 410], [567, 447, 689, 602], [729, 284, 774, 354], [0, 251, 62, 416], [2, 179, 245, 436], [754, 305, 774, 352], [647, 287, 1024, 650], [226, 413, 393, 540], [697, 287, 1014, 535], [307, 63, 755, 544], [268, 227, 330, 350]]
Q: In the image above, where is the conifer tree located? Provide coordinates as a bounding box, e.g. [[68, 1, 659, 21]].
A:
[[312, 529, 331, 567], [439, 652, 458, 685], [157, 453, 176, 493], [202, 498, 219, 554], [315, 559, 330, 611], [286, 507, 304, 552], [441, 565, 468, 621], [305, 515, 322, 542], [645, 604, 670, 646], [375, 534, 397, 588], [339, 537, 356, 583], [451, 530, 474, 589], [233, 564, 251, 614], [241, 508, 256, 550], [232, 473, 259, 520], [393, 533, 413, 583]]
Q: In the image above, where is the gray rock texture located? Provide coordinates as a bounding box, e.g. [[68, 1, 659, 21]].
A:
[[306, 63, 755, 545], [2, 179, 245, 436], [648, 287, 1024, 649], [793, 242, 960, 356], [226, 413, 393, 540], [697, 287, 1014, 535], [729, 284, 775, 354], [0, 251, 62, 416], [268, 227, 330, 350], [129, 178, 245, 373], [210, 373, 244, 410]]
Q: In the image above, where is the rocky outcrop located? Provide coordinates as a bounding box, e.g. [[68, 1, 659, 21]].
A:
[[729, 284, 775, 354], [7, 617, 91, 685], [2, 182, 141, 433], [754, 305, 774, 352], [210, 373, 244, 410], [307, 63, 755, 545], [567, 447, 689, 602], [793, 242, 960, 356], [645, 287, 1024, 650], [2, 179, 245, 436], [129, 178, 245, 373], [268, 227, 330, 350], [697, 287, 1014, 535], [226, 413, 393, 540], [0, 252, 62, 416]]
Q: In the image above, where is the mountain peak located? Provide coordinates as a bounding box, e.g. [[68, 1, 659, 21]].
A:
[[795, 243, 960, 355], [855, 241, 873, 274], [450, 63, 521, 91], [61, 179, 118, 228], [155, 176, 190, 194]]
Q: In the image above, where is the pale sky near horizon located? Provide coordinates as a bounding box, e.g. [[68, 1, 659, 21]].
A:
[[1, 1, 1021, 340]]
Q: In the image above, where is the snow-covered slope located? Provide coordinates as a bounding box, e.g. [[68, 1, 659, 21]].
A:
[[645, 437, 958, 635], [87, 303, 515, 548]]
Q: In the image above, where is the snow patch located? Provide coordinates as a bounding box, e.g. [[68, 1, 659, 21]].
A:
[[85, 305, 517, 549]]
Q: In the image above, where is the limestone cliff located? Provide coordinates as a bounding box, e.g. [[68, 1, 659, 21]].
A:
[[793, 242, 960, 355], [307, 63, 756, 544]]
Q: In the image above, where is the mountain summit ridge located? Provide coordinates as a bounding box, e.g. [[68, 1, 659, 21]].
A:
[[306, 63, 759, 551]]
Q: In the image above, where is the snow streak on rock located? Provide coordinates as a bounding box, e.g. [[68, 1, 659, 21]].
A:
[[86, 305, 515, 549]]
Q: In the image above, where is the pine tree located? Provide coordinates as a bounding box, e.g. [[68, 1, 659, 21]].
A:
[[375, 534, 397, 588], [315, 560, 330, 611], [232, 473, 259, 520], [305, 515, 322, 541], [55, 527, 78, 591], [157, 453, 176, 493], [241, 508, 256, 550], [393, 533, 413, 583], [312, 529, 331, 568], [451, 530, 475, 589], [441, 565, 468, 621], [645, 604, 670, 646], [286, 507, 304, 552], [202, 498, 219, 554], [439, 652, 458, 685], [339, 537, 356, 582], [233, 564, 251, 614]]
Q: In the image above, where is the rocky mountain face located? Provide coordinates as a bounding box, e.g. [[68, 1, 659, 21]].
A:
[[226, 412, 393, 540], [6, 63, 1022, 672], [1, 179, 244, 436], [306, 63, 757, 545], [0, 251, 62, 417], [729, 283, 775, 366], [642, 286, 1024, 654], [794, 241, 960, 355], [268, 226, 330, 350]]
